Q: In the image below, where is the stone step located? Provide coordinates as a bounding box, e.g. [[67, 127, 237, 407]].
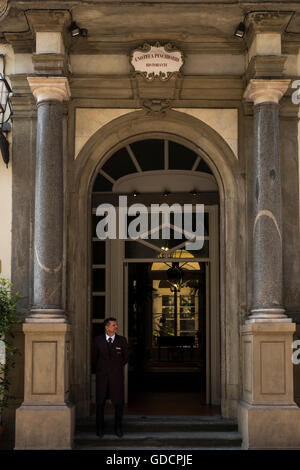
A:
[[74, 431, 243, 449], [76, 415, 238, 433], [75, 446, 243, 450]]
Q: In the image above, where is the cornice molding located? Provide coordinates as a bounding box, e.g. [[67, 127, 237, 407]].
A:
[[69, 35, 246, 55], [10, 73, 31, 95], [282, 33, 300, 54], [11, 95, 36, 118], [3, 29, 300, 56], [4, 31, 35, 53], [69, 74, 243, 102], [245, 55, 287, 83], [32, 53, 68, 75]]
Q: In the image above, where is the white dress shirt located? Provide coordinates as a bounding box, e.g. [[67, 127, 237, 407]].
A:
[[105, 333, 115, 343]]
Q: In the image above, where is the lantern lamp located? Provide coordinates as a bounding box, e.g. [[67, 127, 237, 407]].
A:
[[167, 262, 184, 292], [0, 72, 12, 167]]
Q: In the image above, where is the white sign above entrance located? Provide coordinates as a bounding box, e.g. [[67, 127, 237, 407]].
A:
[[130, 42, 184, 81]]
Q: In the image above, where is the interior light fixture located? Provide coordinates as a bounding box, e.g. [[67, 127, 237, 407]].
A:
[[167, 262, 184, 292]]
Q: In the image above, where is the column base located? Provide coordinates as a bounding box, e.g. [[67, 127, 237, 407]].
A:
[[249, 307, 287, 320], [238, 400, 300, 449], [15, 403, 75, 450], [27, 309, 67, 323]]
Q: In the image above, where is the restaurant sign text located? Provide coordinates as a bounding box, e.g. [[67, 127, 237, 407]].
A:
[[130, 42, 184, 81]]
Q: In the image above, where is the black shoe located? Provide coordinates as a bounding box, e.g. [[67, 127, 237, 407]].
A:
[[96, 428, 104, 437], [115, 426, 123, 438]]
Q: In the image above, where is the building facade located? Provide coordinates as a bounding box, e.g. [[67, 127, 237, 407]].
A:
[[0, 0, 300, 449]]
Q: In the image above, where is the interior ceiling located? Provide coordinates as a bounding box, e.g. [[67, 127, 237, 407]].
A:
[[1, 2, 300, 40]]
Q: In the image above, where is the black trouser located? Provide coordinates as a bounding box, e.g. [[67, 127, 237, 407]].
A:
[[96, 383, 124, 432], [96, 402, 105, 432], [96, 403, 124, 430]]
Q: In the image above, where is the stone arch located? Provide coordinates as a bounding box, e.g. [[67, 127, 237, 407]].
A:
[[67, 109, 245, 419]]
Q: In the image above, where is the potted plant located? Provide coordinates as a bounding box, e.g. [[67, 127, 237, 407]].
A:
[[0, 278, 21, 440]]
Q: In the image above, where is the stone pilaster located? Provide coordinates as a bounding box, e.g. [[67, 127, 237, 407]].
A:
[[14, 77, 75, 450], [27, 10, 70, 75], [237, 78, 300, 449], [15, 323, 74, 449], [244, 12, 291, 81], [238, 319, 300, 449]]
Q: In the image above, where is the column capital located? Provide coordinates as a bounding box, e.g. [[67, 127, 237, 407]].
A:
[[27, 76, 71, 103], [244, 79, 290, 105], [245, 11, 293, 35], [26, 10, 70, 33]]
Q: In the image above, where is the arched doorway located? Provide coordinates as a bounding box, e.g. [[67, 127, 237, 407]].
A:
[[89, 137, 220, 414], [68, 109, 244, 420]]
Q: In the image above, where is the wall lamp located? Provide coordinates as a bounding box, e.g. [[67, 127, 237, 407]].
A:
[[234, 22, 246, 38], [69, 21, 88, 38]]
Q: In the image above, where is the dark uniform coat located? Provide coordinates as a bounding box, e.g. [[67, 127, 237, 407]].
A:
[[92, 333, 128, 405]]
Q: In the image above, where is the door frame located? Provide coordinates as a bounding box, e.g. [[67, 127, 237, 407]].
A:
[[69, 112, 244, 418], [116, 204, 219, 406]]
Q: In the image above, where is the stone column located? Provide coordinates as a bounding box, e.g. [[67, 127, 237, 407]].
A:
[[28, 78, 70, 321], [246, 79, 289, 321], [15, 77, 75, 450], [238, 79, 300, 449]]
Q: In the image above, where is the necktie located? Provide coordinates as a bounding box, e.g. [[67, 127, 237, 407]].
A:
[[108, 337, 113, 356]]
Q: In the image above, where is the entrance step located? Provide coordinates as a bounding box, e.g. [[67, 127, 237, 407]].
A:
[[74, 415, 243, 449]]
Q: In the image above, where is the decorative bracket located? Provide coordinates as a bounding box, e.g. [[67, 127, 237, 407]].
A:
[[142, 99, 172, 116]]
